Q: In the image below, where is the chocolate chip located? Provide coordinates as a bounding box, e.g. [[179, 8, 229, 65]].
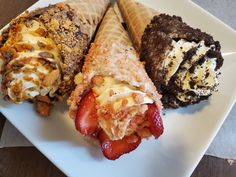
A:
[[198, 56, 205, 65], [189, 66, 195, 73]]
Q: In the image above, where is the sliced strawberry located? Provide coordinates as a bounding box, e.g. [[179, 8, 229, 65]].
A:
[[145, 103, 164, 139], [98, 130, 141, 160], [75, 90, 99, 136]]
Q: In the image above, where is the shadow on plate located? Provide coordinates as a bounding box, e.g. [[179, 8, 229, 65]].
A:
[[163, 99, 209, 116]]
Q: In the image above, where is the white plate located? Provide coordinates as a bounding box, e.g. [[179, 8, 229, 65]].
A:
[[1, 0, 236, 177]]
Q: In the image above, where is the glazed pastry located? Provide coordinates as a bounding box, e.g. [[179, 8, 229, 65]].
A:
[[68, 8, 163, 160], [117, 0, 224, 108], [0, 0, 109, 116]]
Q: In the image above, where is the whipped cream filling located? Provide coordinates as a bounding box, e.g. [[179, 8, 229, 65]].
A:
[[177, 57, 218, 102], [164, 39, 198, 83], [93, 77, 153, 110], [93, 76, 153, 140], [163, 39, 218, 102], [3, 20, 61, 103]]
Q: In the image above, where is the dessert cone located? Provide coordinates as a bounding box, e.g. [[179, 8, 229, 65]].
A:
[[94, 7, 132, 46], [69, 7, 163, 119], [66, 0, 110, 41], [0, 0, 110, 116], [38, 0, 110, 97], [113, 2, 125, 24], [117, 0, 159, 50], [68, 5, 163, 161]]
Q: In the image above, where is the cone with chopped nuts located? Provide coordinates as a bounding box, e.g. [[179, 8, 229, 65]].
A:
[[0, 0, 110, 116]]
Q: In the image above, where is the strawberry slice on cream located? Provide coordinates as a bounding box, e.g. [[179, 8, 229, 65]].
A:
[[68, 7, 164, 160], [75, 75, 163, 160], [93, 76, 155, 140]]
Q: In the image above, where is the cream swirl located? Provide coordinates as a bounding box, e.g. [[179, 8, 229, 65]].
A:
[[163, 39, 219, 102]]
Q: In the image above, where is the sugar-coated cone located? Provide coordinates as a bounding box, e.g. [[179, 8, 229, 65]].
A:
[[66, 0, 110, 41], [117, 0, 159, 51], [69, 7, 163, 122], [113, 2, 124, 23], [94, 7, 132, 46]]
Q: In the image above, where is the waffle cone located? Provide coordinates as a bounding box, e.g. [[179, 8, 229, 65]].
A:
[[113, 2, 125, 23], [94, 7, 132, 46], [117, 0, 159, 50], [65, 0, 110, 41]]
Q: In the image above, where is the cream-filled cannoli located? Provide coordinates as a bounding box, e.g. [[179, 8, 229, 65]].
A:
[[0, 0, 109, 116], [117, 0, 224, 108], [68, 8, 163, 160]]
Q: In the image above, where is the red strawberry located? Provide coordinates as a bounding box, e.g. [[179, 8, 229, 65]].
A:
[[145, 103, 164, 139], [75, 90, 99, 136], [98, 130, 141, 160]]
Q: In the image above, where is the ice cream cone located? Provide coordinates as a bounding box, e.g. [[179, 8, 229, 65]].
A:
[[113, 2, 124, 23], [37, 0, 110, 97], [66, 0, 110, 41], [117, 0, 159, 50], [94, 7, 132, 46]]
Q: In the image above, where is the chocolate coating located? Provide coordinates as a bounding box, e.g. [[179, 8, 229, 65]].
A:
[[141, 14, 224, 108]]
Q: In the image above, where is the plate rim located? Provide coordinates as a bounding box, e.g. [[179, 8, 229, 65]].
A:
[[0, 0, 236, 177]]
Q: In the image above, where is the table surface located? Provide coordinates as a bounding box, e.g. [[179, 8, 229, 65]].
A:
[[0, 0, 236, 177]]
